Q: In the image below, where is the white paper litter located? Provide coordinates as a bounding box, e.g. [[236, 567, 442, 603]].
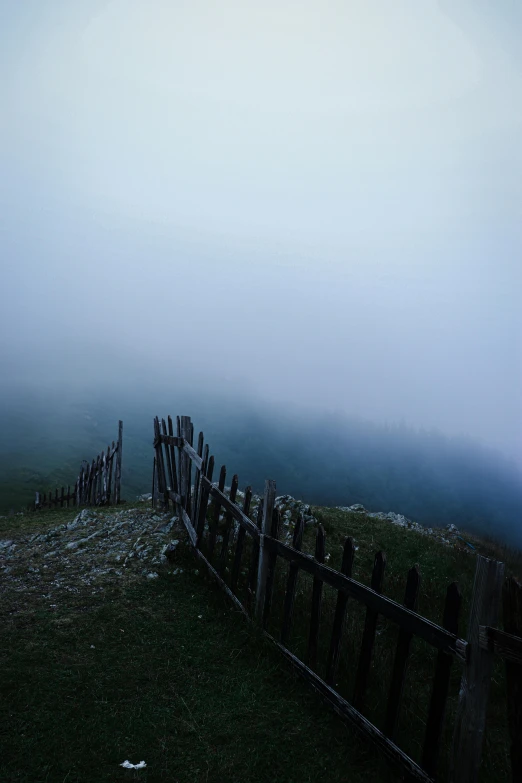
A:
[[120, 760, 147, 769]]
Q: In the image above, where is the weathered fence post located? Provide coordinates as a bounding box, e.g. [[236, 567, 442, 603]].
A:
[[450, 555, 505, 782], [503, 576, 522, 782], [255, 479, 276, 623], [153, 417, 168, 511], [114, 419, 123, 504], [179, 415, 192, 511]]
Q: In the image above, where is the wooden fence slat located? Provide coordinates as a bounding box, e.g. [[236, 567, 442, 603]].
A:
[[154, 417, 168, 510], [478, 625, 522, 665], [86, 462, 94, 505], [264, 537, 466, 659], [384, 565, 421, 740], [307, 524, 326, 671], [208, 465, 226, 559], [80, 468, 85, 506], [186, 418, 194, 518], [82, 466, 87, 505], [91, 459, 96, 505], [326, 537, 356, 685], [161, 419, 175, 493], [196, 455, 214, 545], [107, 449, 113, 503], [92, 458, 98, 505], [230, 487, 252, 594], [60, 487, 65, 508], [94, 456, 100, 505], [114, 419, 123, 505], [450, 555, 505, 783], [178, 416, 191, 511], [218, 474, 239, 575], [86, 461, 92, 504], [281, 515, 306, 647], [193, 432, 205, 524], [181, 441, 204, 470], [255, 479, 277, 623], [105, 443, 111, 498], [194, 442, 208, 531], [98, 457, 102, 503], [262, 507, 281, 629], [353, 551, 387, 713], [503, 577, 522, 782], [248, 501, 263, 614], [99, 452, 105, 504], [157, 433, 184, 448], [203, 479, 260, 538], [167, 416, 179, 494], [87, 461, 93, 504], [95, 458, 100, 505], [267, 633, 433, 783], [181, 507, 197, 546], [422, 581, 462, 777], [176, 415, 182, 504], [81, 463, 87, 505]]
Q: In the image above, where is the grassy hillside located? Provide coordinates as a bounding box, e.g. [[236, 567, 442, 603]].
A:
[[1, 384, 521, 549], [0, 503, 395, 783], [1, 501, 520, 781]]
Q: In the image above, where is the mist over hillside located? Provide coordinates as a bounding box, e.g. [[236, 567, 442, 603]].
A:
[[2, 2, 522, 558], [1, 382, 521, 548]]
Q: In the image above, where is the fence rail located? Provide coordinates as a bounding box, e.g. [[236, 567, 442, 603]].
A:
[[34, 420, 123, 511], [153, 414, 522, 783]]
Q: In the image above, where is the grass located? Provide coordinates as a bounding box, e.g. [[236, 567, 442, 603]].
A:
[[0, 507, 396, 783], [203, 504, 520, 780], [258, 507, 519, 781], [2, 502, 520, 782]]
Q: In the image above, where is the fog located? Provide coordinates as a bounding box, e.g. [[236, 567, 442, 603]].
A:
[[1, 0, 521, 467]]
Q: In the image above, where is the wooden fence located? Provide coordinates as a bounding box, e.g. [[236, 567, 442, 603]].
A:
[[153, 414, 522, 783], [34, 420, 123, 510]]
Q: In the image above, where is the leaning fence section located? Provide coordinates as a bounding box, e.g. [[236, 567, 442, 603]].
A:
[[153, 414, 522, 783], [34, 420, 123, 510]]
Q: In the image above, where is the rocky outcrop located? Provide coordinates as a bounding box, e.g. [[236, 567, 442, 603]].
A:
[[336, 504, 469, 548], [0, 506, 186, 603]]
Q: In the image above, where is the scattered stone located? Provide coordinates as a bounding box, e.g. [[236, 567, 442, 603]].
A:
[[336, 505, 469, 548], [162, 540, 180, 562]]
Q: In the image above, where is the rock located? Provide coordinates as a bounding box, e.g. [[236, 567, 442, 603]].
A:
[[146, 572, 159, 580], [446, 524, 459, 534], [137, 493, 153, 501], [162, 540, 180, 561], [152, 516, 178, 534], [67, 508, 95, 530]]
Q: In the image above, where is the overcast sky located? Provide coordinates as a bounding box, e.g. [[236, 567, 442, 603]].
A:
[[1, 0, 521, 464]]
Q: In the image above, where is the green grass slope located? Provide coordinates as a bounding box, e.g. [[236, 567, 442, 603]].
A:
[[1, 503, 520, 782]]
